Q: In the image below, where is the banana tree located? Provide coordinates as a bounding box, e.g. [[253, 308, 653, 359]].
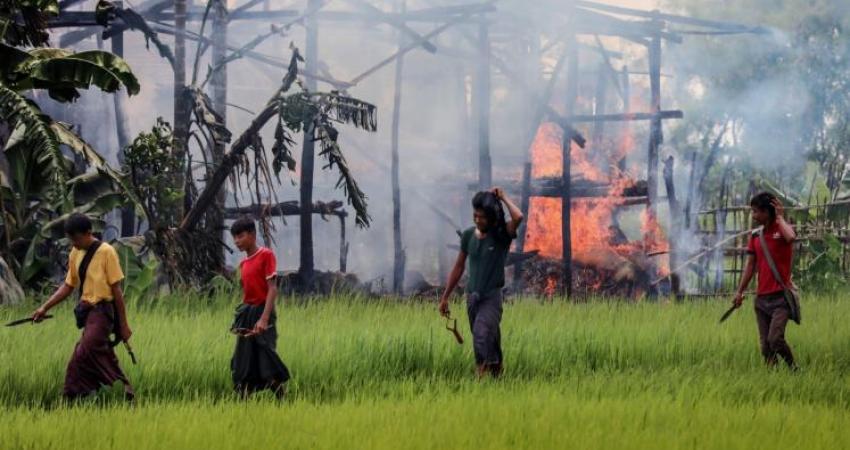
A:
[[0, 0, 141, 284]]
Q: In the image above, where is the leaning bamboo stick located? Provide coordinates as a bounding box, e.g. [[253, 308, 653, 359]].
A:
[[652, 227, 756, 286]]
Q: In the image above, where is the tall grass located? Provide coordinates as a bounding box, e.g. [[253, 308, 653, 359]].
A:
[[1, 292, 849, 449]]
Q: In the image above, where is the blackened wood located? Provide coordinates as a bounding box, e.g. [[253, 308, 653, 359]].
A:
[[663, 155, 681, 297], [561, 23, 578, 298]]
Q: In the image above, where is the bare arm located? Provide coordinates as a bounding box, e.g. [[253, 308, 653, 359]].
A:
[[111, 283, 132, 341], [734, 254, 756, 306], [493, 187, 524, 237], [32, 283, 74, 320], [438, 251, 467, 316], [772, 199, 796, 243], [253, 279, 277, 334]]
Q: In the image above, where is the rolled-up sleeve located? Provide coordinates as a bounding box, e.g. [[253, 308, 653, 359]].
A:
[[105, 246, 125, 285], [265, 250, 277, 280], [65, 252, 79, 288]]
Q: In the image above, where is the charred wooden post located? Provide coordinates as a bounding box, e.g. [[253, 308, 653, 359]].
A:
[[684, 150, 698, 230], [617, 65, 629, 172], [513, 162, 532, 287], [561, 25, 579, 298], [110, 9, 135, 237], [474, 18, 492, 190], [391, 0, 406, 295], [299, 0, 320, 281], [663, 155, 681, 297], [591, 61, 608, 171], [209, 0, 229, 256], [514, 43, 569, 287], [646, 31, 662, 214], [339, 214, 348, 273]]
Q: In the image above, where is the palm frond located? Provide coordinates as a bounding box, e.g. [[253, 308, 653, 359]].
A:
[[318, 92, 377, 132], [185, 86, 232, 146], [0, 84, 65, 195], [316, 121, 370, 228]]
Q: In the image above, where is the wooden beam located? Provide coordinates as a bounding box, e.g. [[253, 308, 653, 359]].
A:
[[575, 1, 768, 34], [343, 0, 437, 53], [224, 200, 347, 218], [572, 8, 683, 43], [347, 3, 489, 86], [568, 110, 683, 123]]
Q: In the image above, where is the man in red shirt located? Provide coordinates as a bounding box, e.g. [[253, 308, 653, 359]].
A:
[[229, 217, 290, 398], [734, 192, 797, 369]]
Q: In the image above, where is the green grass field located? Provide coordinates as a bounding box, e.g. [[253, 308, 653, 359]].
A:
[[1, 292, 849, 449]]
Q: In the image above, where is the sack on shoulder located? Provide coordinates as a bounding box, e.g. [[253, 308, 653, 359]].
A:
[[783, 283, 801, 325]]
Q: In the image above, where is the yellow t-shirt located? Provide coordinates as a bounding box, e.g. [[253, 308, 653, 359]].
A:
[[64, 242, 125, 304]]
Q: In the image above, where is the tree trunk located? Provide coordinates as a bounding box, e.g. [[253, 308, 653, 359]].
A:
[[298, 0, 319, 281], [0, 255, 24, 305], [180, 104, 279, 231], [172, 0, 190, 221]]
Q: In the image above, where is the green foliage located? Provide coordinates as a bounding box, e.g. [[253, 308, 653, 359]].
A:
[[794, 234, 845, 292], [114, 240, 159, 301], [0, 0, 58, 47], [122, 119, 183, 229], [665, 0, 850, 202], [1, 43, 140, 102]]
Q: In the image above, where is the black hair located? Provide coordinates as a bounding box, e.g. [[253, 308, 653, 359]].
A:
[[230, 216, 256, 236], [472, 191, 510, 243], [64, 213, 92, 236], [749, 191, 777, 219]]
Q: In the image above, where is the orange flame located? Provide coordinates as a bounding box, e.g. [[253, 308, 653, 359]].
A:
[[523, 120, 670, 285]]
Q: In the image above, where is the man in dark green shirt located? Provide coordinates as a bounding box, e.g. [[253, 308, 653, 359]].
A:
[[439, 188, 523, 378]]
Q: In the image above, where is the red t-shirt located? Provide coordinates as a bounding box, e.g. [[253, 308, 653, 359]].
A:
[[239, 247, 277, 305], [747, 222, 793, 295]]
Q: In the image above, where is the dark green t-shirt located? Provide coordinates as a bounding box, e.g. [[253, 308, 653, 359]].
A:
[[460, 226, 513, 294]]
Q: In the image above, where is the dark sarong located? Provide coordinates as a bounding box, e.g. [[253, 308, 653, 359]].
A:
[[467, 289, 503, 366], [755, 292, 796, 367], [231, 304, 290, 392], [63, 302, 133, 399]]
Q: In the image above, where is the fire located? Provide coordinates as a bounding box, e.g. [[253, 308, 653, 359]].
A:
[[523, 120, 671, 292], [543, 275, 557, 298]]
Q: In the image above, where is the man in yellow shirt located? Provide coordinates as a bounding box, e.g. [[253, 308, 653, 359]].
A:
[[32, 213, 134, 401]]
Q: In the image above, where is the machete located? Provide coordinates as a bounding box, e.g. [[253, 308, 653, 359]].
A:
[[719, 304, 740, 323], [5, 315, 54, 327], [122, 341, 138, 365]]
